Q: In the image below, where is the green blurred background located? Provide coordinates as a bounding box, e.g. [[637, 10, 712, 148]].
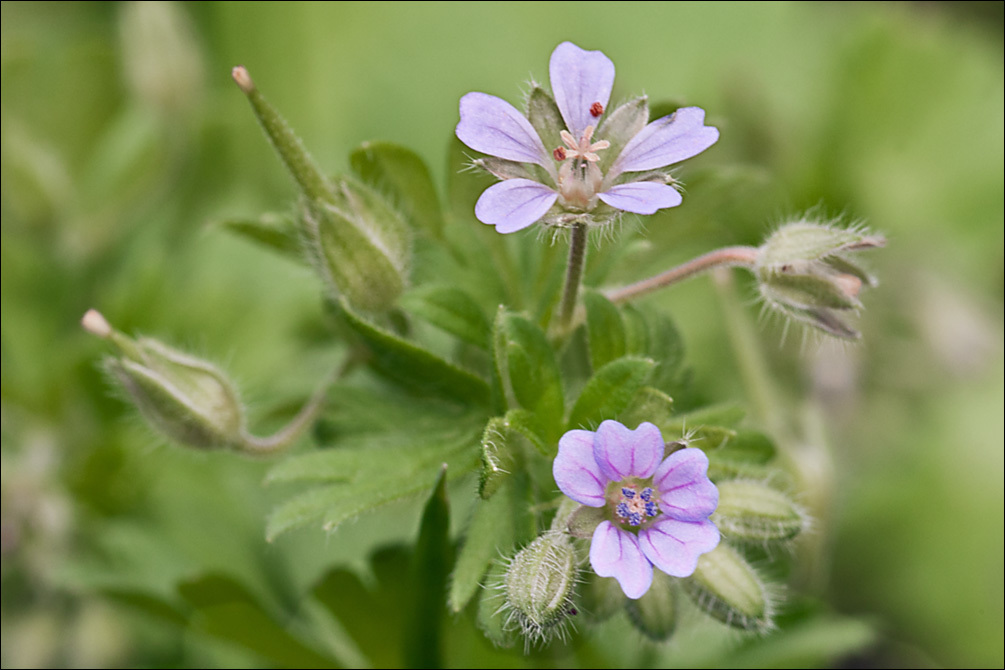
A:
[[2, 2, 1001, 667]]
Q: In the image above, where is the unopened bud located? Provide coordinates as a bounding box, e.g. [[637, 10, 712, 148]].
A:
[[83, 312, 322, 454], [503, 532, 578, 646], [682, 543, 773, 632], [756, 220, 884, 339], [302, 178, 410, 312], [106, 337, 246, 450], [713, 480, 806, 543]]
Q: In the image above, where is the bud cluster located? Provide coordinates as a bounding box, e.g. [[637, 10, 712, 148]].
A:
[[755, 219, 885, 339]]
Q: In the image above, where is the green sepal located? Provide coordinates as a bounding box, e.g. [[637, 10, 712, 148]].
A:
[[759, 264, 862, 311], [682, 543, 772, 632], [217, 211, 304, 264], [713, 479, 805, 543], [597, 96, 648, 174], [105, 338, 246, 450], [584, 290, 627, 371], [624, 570, 677, 641], [526, 85, 563, 163], [303, 177, 411, 312], [567, 356, 656, 430], [400, 284, 492, 349], [340, 299, 490, 405], [565, 504, 607, 539], [349, 141, 444, 240], [758, 222, 880, 266]]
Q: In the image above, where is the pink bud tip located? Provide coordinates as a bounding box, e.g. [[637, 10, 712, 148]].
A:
[[81, 309, 112, 338], [231, 66, 254, 93]]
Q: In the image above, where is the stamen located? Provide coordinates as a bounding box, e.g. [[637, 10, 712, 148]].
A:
[[553, 146, 567, 161], [590, 101, 604, 117], [614, 483, 662, 527]]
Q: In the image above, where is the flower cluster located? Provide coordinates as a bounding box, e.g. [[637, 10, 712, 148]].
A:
[[456, 42, 719, 233], [553, 420, 719, 599]]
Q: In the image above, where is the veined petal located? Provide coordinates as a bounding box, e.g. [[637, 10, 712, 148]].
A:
[[653, 448, 719, 521], [608, 107, 719, 179], [554, 429, 607, 507], [598, 182, 682, 214], [593, 420, 664, 482], [590, 521, 653, 599], [456, 92, 550, 166], [639, 517, 720, 578], [474, 179, 557, 233], [550, 42, 615, 139]]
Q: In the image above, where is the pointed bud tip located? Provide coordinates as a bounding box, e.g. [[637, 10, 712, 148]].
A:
[[81, 309, 112, 338], [231, 66, 254, 94]]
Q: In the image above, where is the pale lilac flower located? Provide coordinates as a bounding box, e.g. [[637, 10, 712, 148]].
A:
[[456, 42, 719, 233], [553, 420, 719, 599]]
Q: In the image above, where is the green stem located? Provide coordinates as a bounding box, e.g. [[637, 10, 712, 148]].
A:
[[557, 222, 588, 333], [239, 357, 352, 456], [606, 246, 758, 305], [232, 66, 334, 206]]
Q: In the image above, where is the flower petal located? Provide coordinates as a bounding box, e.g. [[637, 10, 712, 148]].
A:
[[456, 92, 549, 166], [474, 179, 557, 233], [549, 42, 615, 140], [639, 517, 720, 578], [598, 182, 682, 214], [593, 420, 664, 482], [554, 429, 607, 507], [652, 447, 719, 521], [608, 107, 719, 179], [590, 521, 653, 599]]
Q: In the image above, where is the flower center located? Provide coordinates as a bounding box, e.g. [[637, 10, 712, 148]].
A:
[[558, 125, 609, 163], [612, 483, 660, 528], [554, 125, 609, 211]]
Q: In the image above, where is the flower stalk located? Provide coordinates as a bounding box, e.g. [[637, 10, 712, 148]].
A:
[[605, 245, 759, 304], [557, 221, 589, 334]]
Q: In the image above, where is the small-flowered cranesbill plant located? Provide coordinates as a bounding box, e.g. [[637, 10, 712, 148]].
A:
[[82, 37, 883, 660]]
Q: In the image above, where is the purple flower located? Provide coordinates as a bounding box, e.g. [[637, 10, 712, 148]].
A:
[[553, 420, 719, 599], [455, 42, 719, 234]]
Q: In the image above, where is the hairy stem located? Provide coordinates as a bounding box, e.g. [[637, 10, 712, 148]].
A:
[[605, 246, 758, 304], [557, 222, 589, 333]]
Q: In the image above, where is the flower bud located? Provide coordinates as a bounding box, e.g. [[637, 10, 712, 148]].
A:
[[681, 544, 773, 632], [301, 178, 410, 312], [713, 480, 807, 544], [105, 337, 245, 450], [503, 532, 578, 645], [83, 310, 322, 455], [233, 67, 409, 312], [756, 220, 884, 339]]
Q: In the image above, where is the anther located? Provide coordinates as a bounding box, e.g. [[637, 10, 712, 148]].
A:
[[553, 146, 567, 161], [590, 101, 604, 117]]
